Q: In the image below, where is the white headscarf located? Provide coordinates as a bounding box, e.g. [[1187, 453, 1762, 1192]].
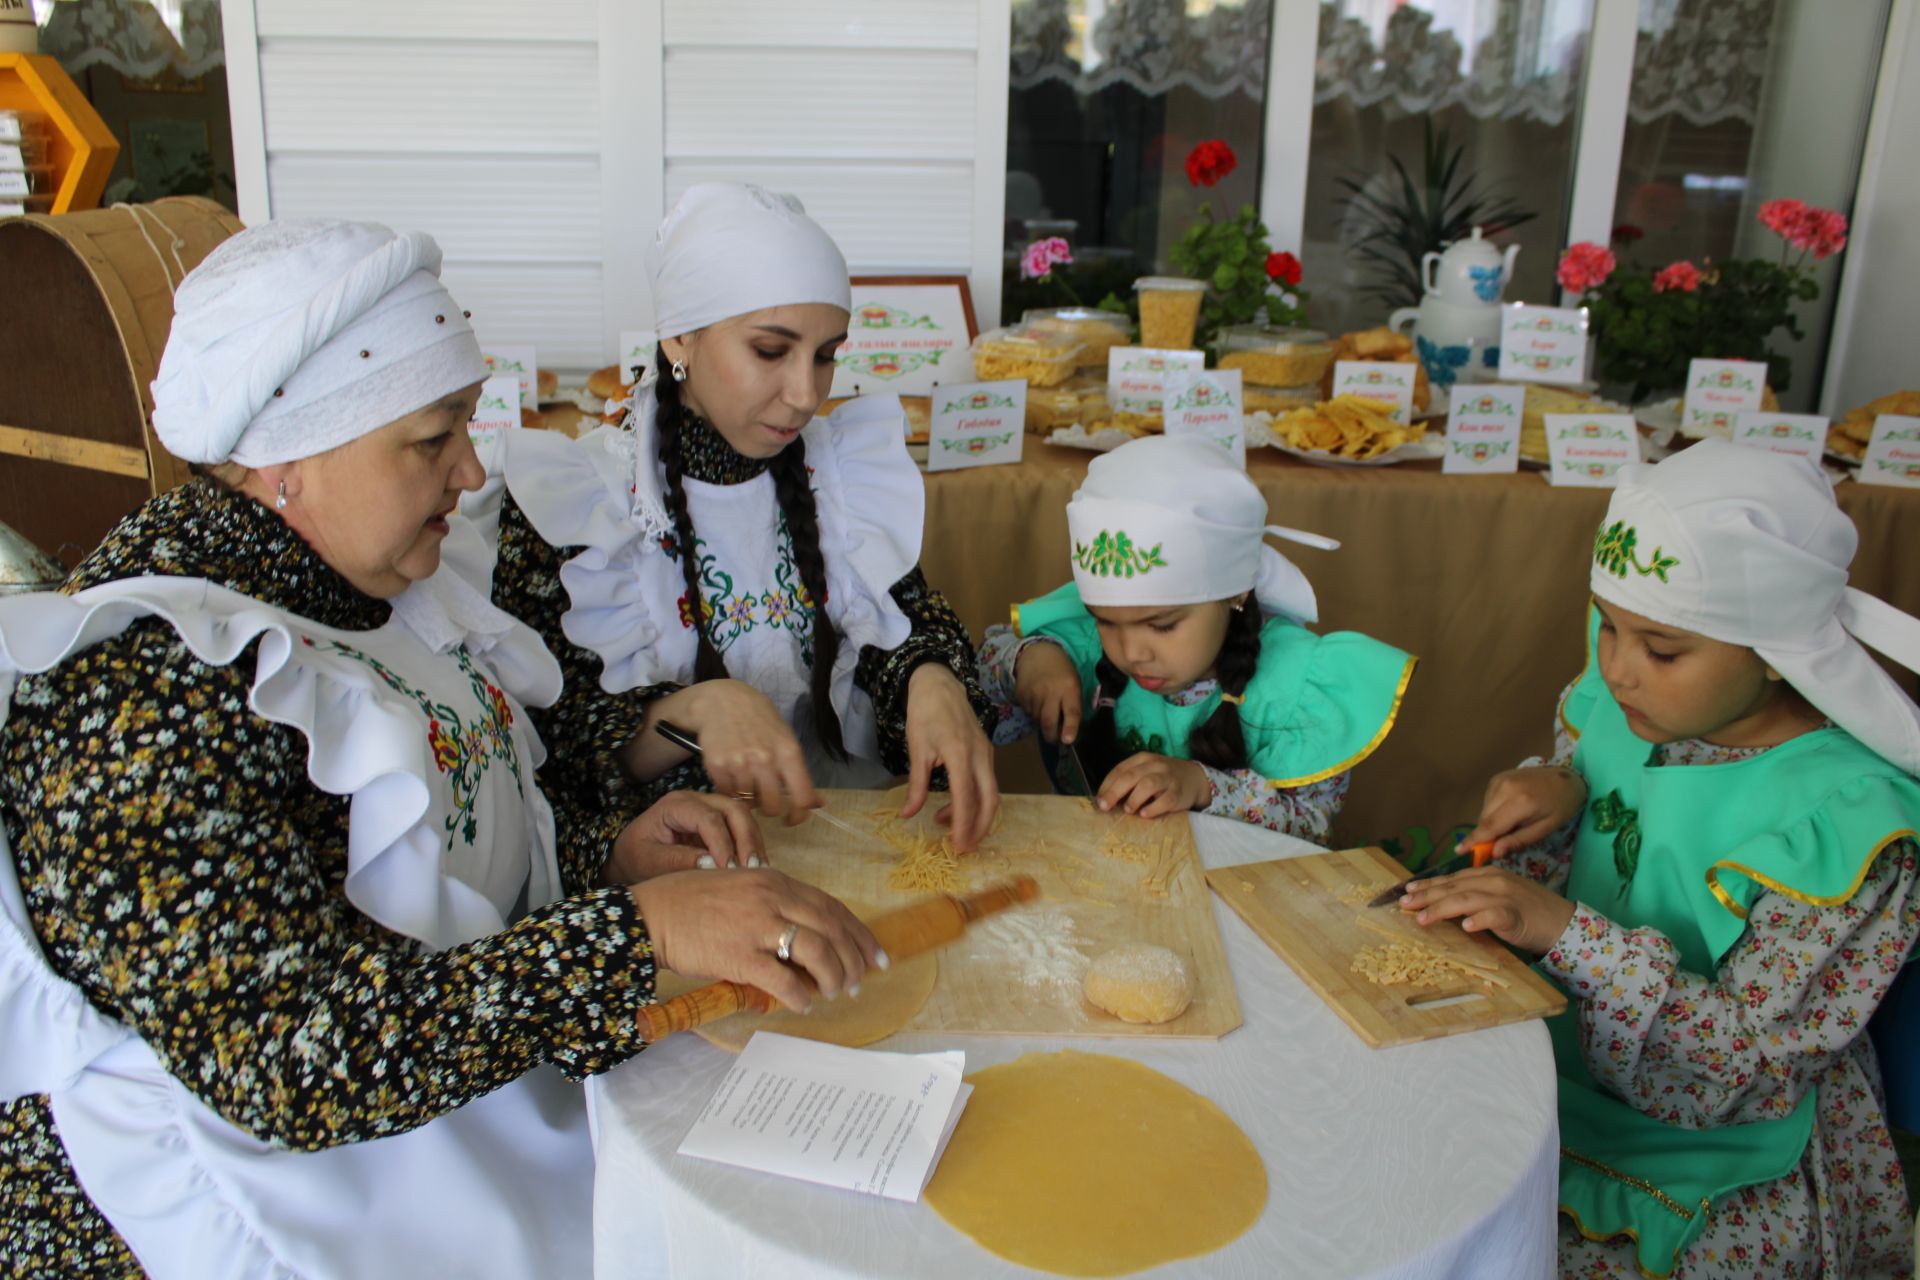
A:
[[1065, 436, 1337, 624], [151, 219, 488, 467], [646, 183, 851, 339], [1592, 439, 1920, 774]]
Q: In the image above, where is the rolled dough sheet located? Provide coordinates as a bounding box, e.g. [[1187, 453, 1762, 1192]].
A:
[[924, 1050, 1266, 1275], [652, 949, 937, 1054]]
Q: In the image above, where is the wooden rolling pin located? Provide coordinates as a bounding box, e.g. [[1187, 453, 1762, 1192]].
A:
[[637, 875, 1040, 1042]]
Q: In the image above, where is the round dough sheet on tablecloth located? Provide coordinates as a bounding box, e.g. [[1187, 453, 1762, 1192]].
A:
[[924, 1050, 1266, 1276], [652, 948, 937, 1054]]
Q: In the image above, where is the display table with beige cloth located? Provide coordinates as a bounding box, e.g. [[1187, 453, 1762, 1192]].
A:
[[587, 812, 1559, 1279], [917, 444, 1920, 848]]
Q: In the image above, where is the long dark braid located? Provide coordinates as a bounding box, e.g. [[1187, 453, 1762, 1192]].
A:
[[1078, 603, 1263, 782], [1186, 603, 1262, 771], [651, 347, 848, 760], [653, 350, 728, 681], [769, 444, 847, 762]]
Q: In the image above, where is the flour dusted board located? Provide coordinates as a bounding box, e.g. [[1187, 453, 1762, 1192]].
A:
[[1206, 848, 1564, 1048], [749, 790, 1241, 1040]]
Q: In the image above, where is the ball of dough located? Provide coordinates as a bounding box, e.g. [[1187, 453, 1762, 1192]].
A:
[[1083, 943, 1193, 1024]]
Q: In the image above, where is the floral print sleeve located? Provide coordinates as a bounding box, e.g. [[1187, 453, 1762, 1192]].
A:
[[2, 623, 660, 1151], [1198, 767, 1347, 843], [853, 566, 994, 777], [488, 492, 679, 887], [1540, 840, 1920, 1127], [977, 623, 1058, 745]]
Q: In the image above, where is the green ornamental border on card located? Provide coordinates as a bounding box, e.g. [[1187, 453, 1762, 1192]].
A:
[[1560, 459, 1627, 481], [939, 432, 1016, 454], [942, 390, 1016, 413], [1519, 353, 1581, 372], [1694, 367, 1759, 393], [850, 302, 940, 331], [1884, 426, 1920, 443], [1073, 530, 1168, 578], [1874, 458, 1920, 480], [1521, 316, 1584, 336], [1460, 393, 1518, 416], [1746, 423, 1817, 442], [1557, 420, 1630, 441], [1450, 439, 1512, 460], [1170, 384, 1237, 411], [838, 350, 947, 381]]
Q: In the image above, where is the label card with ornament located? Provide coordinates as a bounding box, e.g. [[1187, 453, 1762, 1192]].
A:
[[1106, 347, 1206, 416], [1861, 415, 1920, 489], [1443, 384, 1524, 475], [830, 277, 979, 398], [466, 374, 520, 460], [1731, 411, 1826, 463], [1543, 413, 1638, 487], [1499, 305, 1589, 385], [1163, 368, 1246, 467], [1331, 360, 1415, 425], [1682, 359, 1768, 437], [927, 379, 1026, 473], [482, 346, 539, 413], [618, 330, 658, 385]]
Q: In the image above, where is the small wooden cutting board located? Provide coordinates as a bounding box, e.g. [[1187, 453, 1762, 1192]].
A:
[[1206, 848, 1565, 1049]]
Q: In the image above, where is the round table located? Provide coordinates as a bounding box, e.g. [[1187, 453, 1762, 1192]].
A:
[[587, 814, 1560, 1279]]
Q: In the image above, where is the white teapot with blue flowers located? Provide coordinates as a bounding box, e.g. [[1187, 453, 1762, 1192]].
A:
[[1388, 226, 1520, 389]]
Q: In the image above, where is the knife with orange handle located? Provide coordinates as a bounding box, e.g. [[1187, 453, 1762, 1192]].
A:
[[636, 875, 1041, 1042], [1366, 840, 1496, 908]]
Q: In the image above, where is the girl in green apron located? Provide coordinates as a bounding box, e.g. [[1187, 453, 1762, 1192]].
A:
[[1399, 440, 1920, 1278], [976, 435, 1415, 841]]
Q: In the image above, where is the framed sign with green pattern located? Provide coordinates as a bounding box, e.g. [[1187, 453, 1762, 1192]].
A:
[[831, 276, 980, 398]]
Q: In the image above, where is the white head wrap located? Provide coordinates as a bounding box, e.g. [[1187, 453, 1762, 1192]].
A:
[[646, 183, 852, 339], [151, 219, 488, 467], [1592, 439, 1920, 774], [1065, 435, 1337, 623]]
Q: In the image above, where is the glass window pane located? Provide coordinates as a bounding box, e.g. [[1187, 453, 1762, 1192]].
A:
[[1611, 0, 1889, 408], [1003, 0, 1272, 324], [1301, 1, 1595, 337]]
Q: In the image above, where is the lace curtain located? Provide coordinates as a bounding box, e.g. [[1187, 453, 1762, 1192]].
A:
[[1314, 2, 1584, 126], [1625, 0, 1775, 127], [1010, 0, 1271, 100], [38, 0, 224, 81]]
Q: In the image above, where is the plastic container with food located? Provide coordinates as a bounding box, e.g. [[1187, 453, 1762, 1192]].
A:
[[1022, 307, 1134, 370], [1243, 384, 1320, 416], [1132, 276, 1206, 350], [970, 324, 1086, 387], [1215, 324, 1334, 388]]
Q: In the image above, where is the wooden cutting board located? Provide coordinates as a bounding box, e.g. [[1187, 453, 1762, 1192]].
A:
[[747, 789, 1240, 1040], [1205, 848, 1564, 1049]]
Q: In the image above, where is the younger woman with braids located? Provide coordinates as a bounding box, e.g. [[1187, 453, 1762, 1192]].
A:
[[976, 436, 1415, 841], [452, 183, 1000, 848]]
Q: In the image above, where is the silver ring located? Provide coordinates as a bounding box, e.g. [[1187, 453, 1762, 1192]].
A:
[[775, 923, 798, 963]]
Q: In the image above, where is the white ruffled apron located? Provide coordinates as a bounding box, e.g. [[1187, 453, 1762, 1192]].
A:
[[0, 573, 596, 1279], [454, 394, 924, 789]]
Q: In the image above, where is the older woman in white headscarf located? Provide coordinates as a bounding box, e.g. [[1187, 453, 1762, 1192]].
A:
[[454, 183, 999, 850], [0, 219, 878, 1278]]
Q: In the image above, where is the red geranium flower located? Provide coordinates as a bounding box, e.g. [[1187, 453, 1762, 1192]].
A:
[[1556, 241, 1617, 293], [1610, 223, 1645, 244], [1184, 139, 1237, 188], [1264, 251, 1303, 286], [1652, 260, 1701, 293]]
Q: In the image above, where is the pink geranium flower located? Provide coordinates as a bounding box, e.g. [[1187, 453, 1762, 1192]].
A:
[[1020, 236, 1073, 280], [1652, 260, 1701, 293], [1757, 198, 1808, 240], [1758, 199, 1850, 260], [1804, 209, 1848, 260], [1556, 242, 1617, 293]]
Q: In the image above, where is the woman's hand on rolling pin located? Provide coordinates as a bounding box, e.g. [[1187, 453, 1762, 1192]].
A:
[[1012, 640, 1084, 745], [1456, 765, 1589, 860], [652, 679, 821, 825], [630, 870, 885, 1012], [901, 663, 1000, 854], [601, 791, 767, 883], [1397, 866, 1577, 957]]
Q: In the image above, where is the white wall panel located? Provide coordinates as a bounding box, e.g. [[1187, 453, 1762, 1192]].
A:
[[664, 161, 974, 270], [663, 49, 976, 160], [255, 0, 598, 42], [259, 41, 599, 155], [444, 264, 608, 369], [665, 0, 977, 49], [266, 155, 602, 262]]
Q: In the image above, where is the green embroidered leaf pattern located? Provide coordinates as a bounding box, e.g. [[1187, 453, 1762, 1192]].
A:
[[1592, 520, 1680, 583], [1588, 788, 1643, 891], [1073, 530, 1169, 579]]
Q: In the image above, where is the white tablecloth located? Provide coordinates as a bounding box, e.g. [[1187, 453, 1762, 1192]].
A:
[[588, 815, 1559, 1279]]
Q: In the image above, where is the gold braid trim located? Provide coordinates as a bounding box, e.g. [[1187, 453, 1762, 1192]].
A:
[[1267, 654, 1418, 787], [1705, 827, 1917, 920], [1556, 1201, 1704, 1280], [1558, 1145, 1700, 1222], [1009, 602, 1025, 638]]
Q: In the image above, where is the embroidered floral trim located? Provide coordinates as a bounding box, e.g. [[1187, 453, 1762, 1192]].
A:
[[666, 516, 816, 665], [1594, 520, 1680, 583], [1073, 530, 1168, 578], [1589, 788, 1644, 891]]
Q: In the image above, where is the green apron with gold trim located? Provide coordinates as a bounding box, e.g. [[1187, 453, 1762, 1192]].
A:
[[1552, 611, 1920, 1277], [1012, 582, 1415, 785]]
